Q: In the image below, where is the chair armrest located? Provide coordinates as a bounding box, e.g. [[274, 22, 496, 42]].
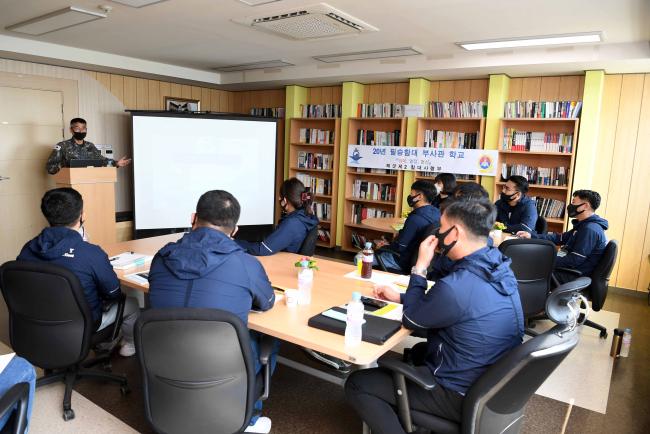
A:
[[378, 357, 436, 391], [375, 247, 400, 272], [555, 267, 582, 276], [258, 335, 275, 401], [0, 382, 29, 434], [110, 293, 127, 342]]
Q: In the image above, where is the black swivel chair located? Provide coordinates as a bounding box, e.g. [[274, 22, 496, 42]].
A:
[[135, 308, 273, 434], [0, 383, 30, 434], [552, 240, 618, 338], [499, 239, 556, 336], [0, 261, 129, 421], [535, 215, 548, 234], [377, 277, 590, 434], [298, 226, 319, 256], [376, 223, 439, 274]]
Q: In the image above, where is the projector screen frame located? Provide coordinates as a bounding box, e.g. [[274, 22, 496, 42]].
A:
[[128, 110, 281, 240]]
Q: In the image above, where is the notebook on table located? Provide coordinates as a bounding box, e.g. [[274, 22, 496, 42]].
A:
[[308, 306, 402, 345]]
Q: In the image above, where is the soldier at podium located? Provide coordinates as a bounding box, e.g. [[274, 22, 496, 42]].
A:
[[46, 118, 131, 175]]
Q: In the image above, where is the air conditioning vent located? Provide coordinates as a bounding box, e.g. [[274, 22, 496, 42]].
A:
[[233, 3, 378, 40]]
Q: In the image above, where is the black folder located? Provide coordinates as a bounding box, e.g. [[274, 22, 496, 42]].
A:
[[307, 306, 402, 345]]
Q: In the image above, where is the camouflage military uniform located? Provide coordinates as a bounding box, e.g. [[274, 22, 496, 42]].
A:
[[46, 138, 114, 175]]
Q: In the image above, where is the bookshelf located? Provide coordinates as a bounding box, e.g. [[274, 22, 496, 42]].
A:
[[342, 117, 407, 252], [495, 118, 580, 232], [288, 117, 341, 248], [413, 117, 486, 185]]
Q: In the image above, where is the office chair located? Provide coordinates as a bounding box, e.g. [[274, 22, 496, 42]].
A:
[[0, 261, 129, 421], [535, 215, 548, 235], [298, 226, 319, 256], [378, 277, 589, 434], [135, 308, 274, 434], [552, 240, 618, 339], [0, 382, 30, 434], [499, 239, 556, 336], [375, 223, 439, 274]]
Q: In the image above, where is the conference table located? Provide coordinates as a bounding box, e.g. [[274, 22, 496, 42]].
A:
[[360, 217, 404, 234], [102, 234, 412, 366]]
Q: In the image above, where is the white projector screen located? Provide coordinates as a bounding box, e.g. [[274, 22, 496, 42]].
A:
[[132, 114, 277, 230]]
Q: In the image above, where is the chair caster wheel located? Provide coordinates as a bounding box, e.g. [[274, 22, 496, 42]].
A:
[[600, 330, 608, 339], [120, 385, 131, 396], [63, 409, 75, 421]]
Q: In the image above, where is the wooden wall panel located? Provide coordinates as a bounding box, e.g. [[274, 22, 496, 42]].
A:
[[159, 81, 170, 108], [394, 83, 409, 103], [148, 80, 161, 110], [429, 81, 440, 101], [169, 83, 182, 98], [602, 74, 645, 286], [191, 86, 202, 102], [306, 86, 341, 104], [135, 78, 148, 109], [559, 75, 582, 100], [109, 74, 124, 102], [96, 72, 111, 91], [520, 77, 542, 101], [308, 87, 322, 104], [428, 79, 489, 102], [453, 80, 471, 101], [381, 83, 396, 103], [201, 87, 211, 111], [123, 76, 137, 109], [437, 81, 455, 101], [539, 76, 561, 100], [508, 78, 523, 101], [469, 79, 489, 101], [181, 85, 192, 99]]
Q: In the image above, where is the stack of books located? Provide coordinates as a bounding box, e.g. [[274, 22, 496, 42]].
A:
[[296, 173, 332, 195], [532, 196, 566, 219], [299, 128, 334, 144], [501, 129, 573, 153], [250, 107, 285, 117], [300, 104, 341, 118], [504, 100, 582, 119], [357, 103, 404, 118], [351, 180, 396, 202], [297, 152, 333, 170], [318, 228, 331, 244], [351, 205, 394, 224], [357, 129, 401, 146], [501, 164, 568, 186], [426, 101, 485, 118], [422, 130, 479, 148]]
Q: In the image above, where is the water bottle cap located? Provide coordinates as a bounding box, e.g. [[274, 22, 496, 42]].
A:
[[624, 328, 632, 332], [352, 291, 362, 301], [300, 260, 309, 268], [364, 242, 372, 249]]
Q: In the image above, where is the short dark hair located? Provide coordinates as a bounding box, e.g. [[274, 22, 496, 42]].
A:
[[195, 190, 241, 230], [41, 188, 83, 227], [70, 118, 86, 126], [453, 182, 489, 201], [411, 180, 437, 203], [444, 199, 496, 239], [433, 173, 457, 195], [573, 189, 601, 210], [507, 175, 529, 194], [280, 178, 313, 216]]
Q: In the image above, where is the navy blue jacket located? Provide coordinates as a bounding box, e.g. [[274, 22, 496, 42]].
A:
[[495, 195, 538, 234], [534, 214, 608, 277], [388, 205, 440, 272], [401, 246, 524, 394], [148, 227, 275, 325], [17, 227, 120, 321], [236, 209, 319, 256], [426, 236, 494, 281]]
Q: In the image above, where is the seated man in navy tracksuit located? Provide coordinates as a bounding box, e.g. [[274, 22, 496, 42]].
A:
[[148, 190, 276, 434], [495, 175, 538, 234], [236, 178, 319, 256], [375, 180, 441, 274], [518, 189, 608, 284], [17, 188, 139, 357], [346, 199, 524, 432]]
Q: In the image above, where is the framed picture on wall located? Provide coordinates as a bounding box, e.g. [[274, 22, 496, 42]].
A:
[[164, 97, 200, 112]]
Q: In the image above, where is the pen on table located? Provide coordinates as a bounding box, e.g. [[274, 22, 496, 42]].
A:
[[109, 251, 135, 262]]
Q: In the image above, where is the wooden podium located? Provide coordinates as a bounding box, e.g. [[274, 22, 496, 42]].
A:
[[52, 168, 117, 246]]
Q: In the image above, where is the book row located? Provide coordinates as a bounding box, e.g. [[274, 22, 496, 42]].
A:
[[426, 101, 486, 118], [504, 100, 582, 119], [297, 152, 334, 170], [501, 129, 573, 153], [300, 104, 341, 118], [318, 228, 331, 244], [422, 130, 479, 149], [296, 173, 332, 195], [312, 202, 331, 220], [357, 103, 404, 118], [351, 205, 394, 224], [357, 129, 402, 146], [501, 164, 568, 186], [249, 107, 285, 117], [351, 180, 397, 202], [532, 196, 566, 219], [299, 128, 335, 144]]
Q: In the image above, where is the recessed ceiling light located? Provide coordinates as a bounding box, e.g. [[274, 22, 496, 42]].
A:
[[213, 59, 294, 72], [110, 0, 169, 7], [457, 32, 602, 51], [5, 7, 107, 36], [313, 47, 421, 63]]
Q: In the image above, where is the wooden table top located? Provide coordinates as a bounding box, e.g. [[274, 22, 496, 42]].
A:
[[361, 217, 405, 234], [102, 234, 411, 365], [490, 230, 518, 247]]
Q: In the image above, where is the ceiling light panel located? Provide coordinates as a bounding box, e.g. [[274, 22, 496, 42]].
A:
[[213, 60, 294, 72], [238, 0, 282, 5], [6, 7, 107, 36], [314, 47, 421, 63], [458, 32, 602, 50], [110, 0, 169, 7]]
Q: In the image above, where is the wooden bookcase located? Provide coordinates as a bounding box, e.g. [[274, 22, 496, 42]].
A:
[[342, 117, 407, 252], [494, 118, 580, 232], [288, 117, 341, 248], [413, 117, 486, 185]]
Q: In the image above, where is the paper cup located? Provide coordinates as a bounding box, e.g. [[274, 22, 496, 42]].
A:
[[285, 289, 298, 307]]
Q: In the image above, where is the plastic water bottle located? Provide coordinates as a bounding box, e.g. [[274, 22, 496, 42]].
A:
[[297, 262, 313, 305], [354, 250, 364, 276], [361, 242, 374, 279], [345, 292, 365, 347], [619, 328, 632, 357]]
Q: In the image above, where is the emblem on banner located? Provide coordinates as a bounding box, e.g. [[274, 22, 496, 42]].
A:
[[349, 148, 363, 165], [478, 154, 493, 173]]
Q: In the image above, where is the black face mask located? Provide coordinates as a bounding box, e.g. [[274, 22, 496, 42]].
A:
[[406, 194, 420, 208], [567, 203, 586, 218], [72, 131, 86, 141], [500, 192, 517, 202], [434, 225, 457, 257]]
